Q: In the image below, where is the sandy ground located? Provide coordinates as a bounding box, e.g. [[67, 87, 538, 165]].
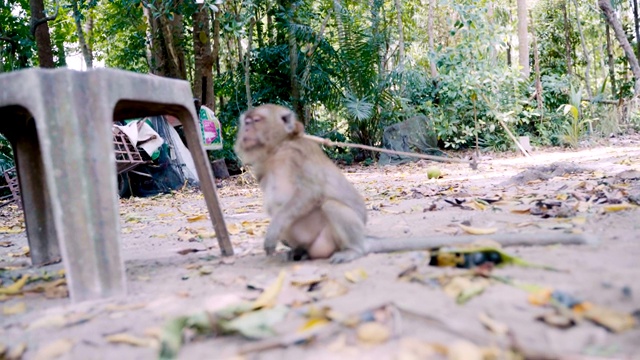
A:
[[1, 138, 640, 360]]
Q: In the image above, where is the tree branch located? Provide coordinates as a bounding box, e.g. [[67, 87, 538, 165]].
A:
[[30, 0, 59, 36]]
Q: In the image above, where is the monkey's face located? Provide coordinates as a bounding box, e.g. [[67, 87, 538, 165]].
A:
[[235, 104, 302, 156]]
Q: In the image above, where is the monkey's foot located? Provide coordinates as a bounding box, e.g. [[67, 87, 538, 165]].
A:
[[287, 248, 310, 261], [329, 250, 363, 264]]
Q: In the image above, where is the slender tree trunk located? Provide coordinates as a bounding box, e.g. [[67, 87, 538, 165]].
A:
[[572, 0, 592, 98], [427, 0, 438, 77], [212, 9, 221, 111], [393, 0, 405, 71], [531, 12, 543, 113], [244, 18, 254, 109], [605, 23, 618, 99], [193, 4, 214, 109], [143, 5, 157, 73], [266, 0, 273, 44], [29, 0, 55, 68], [599, 0, 640, 96], [517, 0, 529, 77], [632, 0, 640, 58], [255, 7, 264, 49], [71, 0, 93, 69], [284, 2, 303, 123], [562, 0, 572, 76]]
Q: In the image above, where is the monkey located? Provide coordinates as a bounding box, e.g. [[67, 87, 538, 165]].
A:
[[234, 104, 594, 263]]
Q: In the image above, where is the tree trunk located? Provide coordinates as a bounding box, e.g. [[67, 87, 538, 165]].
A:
[[531, 12, 543, 113], [29, 0, 55, 68], [244, 18, 254, 109], [71, 0, 93, 69], [606, 23, 617, 96], [572, 0, 592, 98], [516, 0, 529, 77], [562, 0, 572, 76], [255, 7, 264, 49], [286, 2, 303, 123], [632, 0, 640, 58], [266, 0, 273, 44], [212, 9, 221, 111], [427, 0, 438, 77], [599, 0, 640, 96], [393, 0, 405, 72], [193, 4, 214, 109]]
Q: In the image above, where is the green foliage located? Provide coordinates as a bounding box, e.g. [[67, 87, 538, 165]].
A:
[[558, 85, 589, 147], [417, 0, 525, 150], [0, 134, 14, 170]]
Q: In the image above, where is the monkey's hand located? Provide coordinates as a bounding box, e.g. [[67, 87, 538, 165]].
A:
[[264, 222, 283, 255]]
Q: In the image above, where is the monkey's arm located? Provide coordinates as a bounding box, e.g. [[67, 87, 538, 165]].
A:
[[365, 232, 595, 254], [263, 152, 325, 254]]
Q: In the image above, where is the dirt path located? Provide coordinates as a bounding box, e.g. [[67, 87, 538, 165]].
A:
[[1, 140, 640, 360]]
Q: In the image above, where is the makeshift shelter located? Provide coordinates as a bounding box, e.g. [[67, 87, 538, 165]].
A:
[[115, 115, 201, 197]]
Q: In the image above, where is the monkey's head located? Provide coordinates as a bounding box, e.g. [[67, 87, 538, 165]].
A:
[[234, 104, 304, 162]]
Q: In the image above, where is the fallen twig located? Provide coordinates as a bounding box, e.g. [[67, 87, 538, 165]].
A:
[[303, 134, 477, 169]]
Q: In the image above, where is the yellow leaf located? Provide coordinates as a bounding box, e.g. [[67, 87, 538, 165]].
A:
[[528, 288, 553, 306], [227, 223, 241, 235], [33, 339, 74, 360], [458, 224, 498, 235], [105, 333, 155, 347], [556, 193, 568, 200], [3, 302, 26, 315], [0, 227, 23, 234], [297, 317, 329, 332], [187, 214, 207, 222], [252, 270, 286, 309], [0, 275, 29, 295], [344, 268, 368, 283], [603, 203, 637, 212], [356, 322, 390, 344]]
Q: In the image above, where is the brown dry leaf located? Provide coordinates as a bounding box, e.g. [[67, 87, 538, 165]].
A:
[[3, 302, 26, 315], [289, 265, 327, 287], [227, 223, 241, 235], [34, 339, 74, 360], [0, 226, 23, 234], [583, 303, 637, 333], [344, 268, 368, 283], [28, 314, 67, 330], [6, 342, 27, 360], [0, 240, 13, 247], [478, 312, 508, 336], [8, 246, 30, 258], [356, 322, 391, 344], [458, 224, 498, 235], [536, 311, 576, 329], [396, 338, 438, 360], [104, 333, 156, 347], [528, 288, 552, 306], [187, 214, 207, 222], [510, 206, 531, 214], [447, 340, 483, 360], [318, 279, 349, 299]]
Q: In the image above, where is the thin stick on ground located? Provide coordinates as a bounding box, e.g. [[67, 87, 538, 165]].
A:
[[303, 134, 477, 169]]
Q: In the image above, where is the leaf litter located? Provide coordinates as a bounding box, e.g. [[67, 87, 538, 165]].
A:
[[1, 145, 640, 359]]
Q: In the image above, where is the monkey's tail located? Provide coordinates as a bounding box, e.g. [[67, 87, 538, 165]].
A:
[[365, 233, 596, 254]]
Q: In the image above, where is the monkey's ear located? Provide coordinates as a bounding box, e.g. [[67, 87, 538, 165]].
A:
[[281, 111, 298, 134]]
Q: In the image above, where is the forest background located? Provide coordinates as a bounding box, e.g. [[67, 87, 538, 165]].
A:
[[2, 0, 640, 169]]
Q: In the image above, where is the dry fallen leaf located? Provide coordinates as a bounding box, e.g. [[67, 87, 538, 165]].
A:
[[6, 342, 27, 360], [458, 224, 498, 235], [34, 339, 74, 360], [582, 303, 637, 333], [317, 279, 349, 299], [447, 340, 483, 360], [186, 214, 207, 222], [478, 312, 508, 336], [105, 333, 156, 347], [396, 338, 439, 360], [252, 270, 286, 309], [344, 268, 368, 283], [3, 302, 26, 315], [356, 322, 391, 344], [602, 203, 637, 213]]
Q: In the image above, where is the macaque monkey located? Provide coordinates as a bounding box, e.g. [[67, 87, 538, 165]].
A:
[[234, 104, 592, 263]]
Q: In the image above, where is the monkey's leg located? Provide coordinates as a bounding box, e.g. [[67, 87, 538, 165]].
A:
[[321, 200, 366, 263]]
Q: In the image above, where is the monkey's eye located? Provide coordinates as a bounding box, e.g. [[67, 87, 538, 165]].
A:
[[254, 117, 262, 122]]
